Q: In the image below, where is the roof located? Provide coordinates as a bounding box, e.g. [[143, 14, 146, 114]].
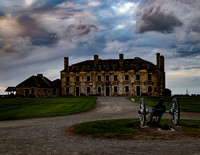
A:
[[5, 87, 16, 92], [16, 74, 56, 88], [53, 79, 61, 87], [63, 57, 157, 72]]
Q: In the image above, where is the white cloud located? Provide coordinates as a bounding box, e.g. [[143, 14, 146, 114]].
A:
[[0, 36, 31, 53], [88, 1, 102, 7], [25, 0, 35, 6], [166, 68, 200, 94], [135, 0, 200, 43], [0, 86, 5, 90], [103, 40, 128, 53], [0, 14, 24, 37], [112, 2, 139, 15]]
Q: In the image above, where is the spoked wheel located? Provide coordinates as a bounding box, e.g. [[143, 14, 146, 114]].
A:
[[139, 98, 146, 126], [170, 98, 180, 125]]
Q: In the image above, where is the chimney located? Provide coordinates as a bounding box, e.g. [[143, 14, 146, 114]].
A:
[[94, 55, 99, 69], [119, 54, 124, 70], [160, 55, 165, 72], [156, 53, 161, 69], [37, 74, 43, 77], [64, 57, 69, 72]]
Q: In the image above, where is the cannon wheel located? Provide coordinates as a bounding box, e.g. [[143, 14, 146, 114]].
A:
[[139, 98, 146, 126], [171, 98, 180, 125]]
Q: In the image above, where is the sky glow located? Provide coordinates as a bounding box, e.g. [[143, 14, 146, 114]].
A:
[[0, 0, 200, 95]]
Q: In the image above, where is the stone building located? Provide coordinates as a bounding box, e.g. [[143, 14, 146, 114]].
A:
[[16, 74, 59, 97], [61, 53, 165, 96]]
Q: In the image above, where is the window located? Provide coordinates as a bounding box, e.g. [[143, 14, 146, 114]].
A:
[[66, 87, 70, 93], [66, 76, 70, 82], [114, 75, 118, 81], [114, 86, 118, 93], [97, 86, 101, 93], [125, 86, 129, 93], [125, 74, 129, 81], [76, 76, 80, 82], [87, 87, 91, 93], [136, 74, 140, 80], [106, 75, 110, 81], [44, 89, 47, 95], [148, 86, 152, 92], [31, 88, 35, 94], [53, 88, 56, 95], [87, 76, 91, 82], [148, 73, 152, 81], [97, 75, 101, 81]]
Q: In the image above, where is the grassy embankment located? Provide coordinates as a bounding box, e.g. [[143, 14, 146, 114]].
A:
[[0, 97, 96, 121], [128, 96, 200, 112], [72, 118, 200, 139], [72, 96, 200, 138]]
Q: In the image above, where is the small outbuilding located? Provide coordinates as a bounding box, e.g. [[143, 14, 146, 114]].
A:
[[5, 87, 16, 95], [16, 74, 59, 98]]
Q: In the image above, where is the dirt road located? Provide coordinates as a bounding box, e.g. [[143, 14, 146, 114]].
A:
[[0, 97, 199, 154]]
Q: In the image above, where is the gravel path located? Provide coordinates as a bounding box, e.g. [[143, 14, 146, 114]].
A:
[[0, 97, 200, 155]]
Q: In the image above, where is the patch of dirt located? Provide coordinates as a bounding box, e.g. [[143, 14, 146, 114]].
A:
[[133, 124, 200, 141]]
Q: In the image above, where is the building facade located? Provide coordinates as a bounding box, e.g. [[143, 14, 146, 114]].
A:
[[16, 74, 60, 97], [61, 53, 165, 96]]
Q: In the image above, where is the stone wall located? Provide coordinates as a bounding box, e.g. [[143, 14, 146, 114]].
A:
[[16, 87, 54, 98], [61, 69, 161, 96]]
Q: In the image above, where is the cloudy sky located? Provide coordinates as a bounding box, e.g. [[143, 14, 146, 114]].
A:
[[0, 0, 200, 95]]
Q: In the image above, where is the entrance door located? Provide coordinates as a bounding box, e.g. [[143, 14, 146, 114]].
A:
[[105, 86, 110, 96], [75, 87, 80, 96], [25, 89, 29, 97], [136, 86, 140, 96]]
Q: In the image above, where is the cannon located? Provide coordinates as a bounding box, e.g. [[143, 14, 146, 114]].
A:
[[138, 98, 180, 126]]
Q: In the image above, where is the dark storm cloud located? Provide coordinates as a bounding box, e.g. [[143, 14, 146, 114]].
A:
[[0, 37, 31, 53], [135, 1, 183, 34], [17, 14, 57, 45], [135, 9, 182, 33], [58, 23, 97, 39]]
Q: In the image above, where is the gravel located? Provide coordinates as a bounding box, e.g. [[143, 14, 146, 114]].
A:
[[0, 97, 200, 155]]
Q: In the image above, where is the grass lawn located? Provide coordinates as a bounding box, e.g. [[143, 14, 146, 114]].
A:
[[72, 118, 200, 139], [0, 97, 96, 121], [73, 119, 140, 137], [128, 96, 200, 112]]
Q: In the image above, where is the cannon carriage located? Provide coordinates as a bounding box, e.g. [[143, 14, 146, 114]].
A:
[[138, 98, 180, 126]]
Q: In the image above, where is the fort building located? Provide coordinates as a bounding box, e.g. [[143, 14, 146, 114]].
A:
[[61, 53, 166, 97]]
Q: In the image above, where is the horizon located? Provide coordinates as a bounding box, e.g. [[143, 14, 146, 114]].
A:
[[0, 0, 200, 95]]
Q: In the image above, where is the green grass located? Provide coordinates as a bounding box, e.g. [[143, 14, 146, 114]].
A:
[[73, 119, 140, 137], [128, 96, 200, 112], [73, 119, 200, 138], [0, 97, 96, 120]]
